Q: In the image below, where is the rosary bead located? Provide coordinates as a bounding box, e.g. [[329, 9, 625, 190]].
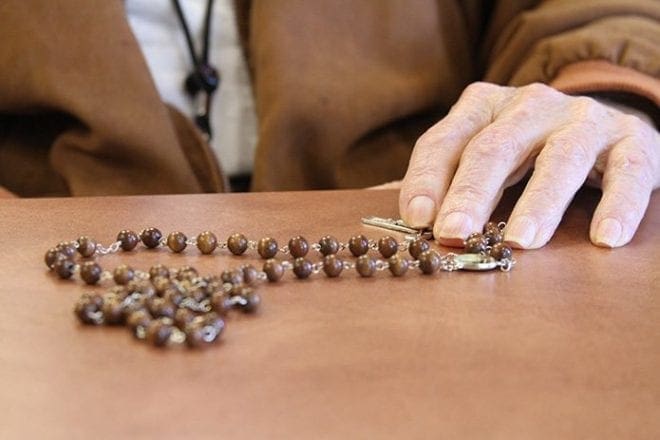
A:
[[126, 309, 151, 331], [227, 233, 248, 255], [484, 221, 501, 234], [77, 236, 97, 258], [408, 238, 430, 259], [242, 265, 259, 285], [348, 234, 370, 257], [197, 231, 218, 254], [184, 322, 206, 347], [54, 258, 76, 279], [167, 231, 187, 253], [44, 248, 62, 269], [221, 269, 244, 286], [356, 255, 376, 277], [117, 230, 139, 251], [152, 276, 172, 295], [148, 297, 176, 319], [162, 287, 184, 306], [146, 319, 173, 347], [263, 259, 284, 282], [204, 313, 226, 337], [388, 255, 409, 277], [484, 230, 503, 246], [466, 232, 485, 243], [113, 264, 134, 285], [102, 298, 126, 325], [257, 237, 278, 259], [288, 236, 309, 258], [377, 236, 398, 258], [140, 227, 162, 249], [211, 292, 231, 315], [149, 264, 170, 280], [174, 308, 196, 329], [418, 250, 441, 275], [176, 266, 198, 281], [186, 285, 208, 303], [464, 236, 487, 254], [293, 257, 313, 279], [322, 254, 343, 278], [490, 243, 512, 260], [239, 291, 261, 314], [74, 293, 104, 325], [318, 235, 340, 256], [80, 261, 103, 285], [56, 242, 77, 258]]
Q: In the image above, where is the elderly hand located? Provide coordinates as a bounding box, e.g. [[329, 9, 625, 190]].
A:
[[399, 82, 660, 249]]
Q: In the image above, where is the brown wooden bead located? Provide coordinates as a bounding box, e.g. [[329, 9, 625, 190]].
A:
[[140, 227, 162, 248], [483, 221, 501, 234], [288, 236, 309, 258], [149, 264, 170, 280], [418, 250, 441, 274], [44, 248, 63, 269], [349, 235, 370, 257], [146, 319, 173, 347], [147, 297, 176, 319], [356, 255, 376, 277], [174, 308, 196, 329], [464, 236, 487, 254], [151, 276, 172, 295], [204, 313, 226, 337], [80, 261, 102, 285], [263, 259, 284, 282], [242, 265, 259, 285], [408, 238, 430, 259], [377, 236, 398, 258], [56, 242, 77, 258], [466, 232, 485, 243], [167, 231, 187, 253], [221, 269, 244, 285], [77, 236, 96, 258], [184, 322, 206, 347], [176, 266, 199, 281], [239, 291, 261, 314], [293, 258, 313, 279], [227, 233, 248, 255], [162, 287, 184, 306], [102, 298, 125, 325], [318, 235, 339, 256], [211, 292, 231, 315], [197, 231, 218, 254], [113, 264, 134, 285], [126, 309, 151, 331], [117, 230, 139, 251], [54, 258, 76, 279], [485, 230, 503, 246], [257, 237, 278, 259], [388, 255, 409, 277], [322, 254, 343, 278], [490, 243, 512, 260], [74, 294, 104, 325]]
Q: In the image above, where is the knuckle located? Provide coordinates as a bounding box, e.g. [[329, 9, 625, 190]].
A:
[[538, 136, 594, 167], [463, 81, 497, 96], [444, 180, 492, 209], [466, 128, 520, 161], [608, 142, 656, 183], [519, 82, 558, 100]]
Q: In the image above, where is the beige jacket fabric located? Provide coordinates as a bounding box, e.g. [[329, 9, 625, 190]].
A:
[[0, 0, 658, 196]]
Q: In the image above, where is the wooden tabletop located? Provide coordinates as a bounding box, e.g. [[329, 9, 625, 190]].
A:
[[0, 188, 658, 439]]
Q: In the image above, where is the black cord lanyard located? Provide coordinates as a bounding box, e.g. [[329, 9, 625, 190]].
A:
[[172, 0, 219, 139]]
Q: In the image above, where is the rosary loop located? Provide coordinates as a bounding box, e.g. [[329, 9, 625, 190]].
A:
[[43, 219, 515, 349]]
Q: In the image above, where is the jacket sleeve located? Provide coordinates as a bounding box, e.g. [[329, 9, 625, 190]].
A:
[[0, 0, 224, 196], [483, 0, 660, 108]]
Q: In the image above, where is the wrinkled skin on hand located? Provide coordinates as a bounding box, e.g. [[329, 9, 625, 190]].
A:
[[399, 82, 660, 249]]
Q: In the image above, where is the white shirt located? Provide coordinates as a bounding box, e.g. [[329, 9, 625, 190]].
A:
[[126, 0, 258, 176]]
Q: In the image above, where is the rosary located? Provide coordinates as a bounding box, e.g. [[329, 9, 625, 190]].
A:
[[43, 218, 514, 349]]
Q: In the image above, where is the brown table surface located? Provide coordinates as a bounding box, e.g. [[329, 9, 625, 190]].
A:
[[0, 188, 658, 439]]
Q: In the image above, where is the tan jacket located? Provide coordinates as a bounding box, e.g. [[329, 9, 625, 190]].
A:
[[1, 0, 659, 196]]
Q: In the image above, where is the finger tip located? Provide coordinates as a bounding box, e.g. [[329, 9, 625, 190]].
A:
[[404, 195, 436, 228], [433, 211, 473, 244], [591, 217, 623, 248]]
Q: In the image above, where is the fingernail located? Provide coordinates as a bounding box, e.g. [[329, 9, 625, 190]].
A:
[[406, 196, 436, 227], [505, 215, 537, 248], [593, 218, 622, 248], [437, 211, 473, 239]]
